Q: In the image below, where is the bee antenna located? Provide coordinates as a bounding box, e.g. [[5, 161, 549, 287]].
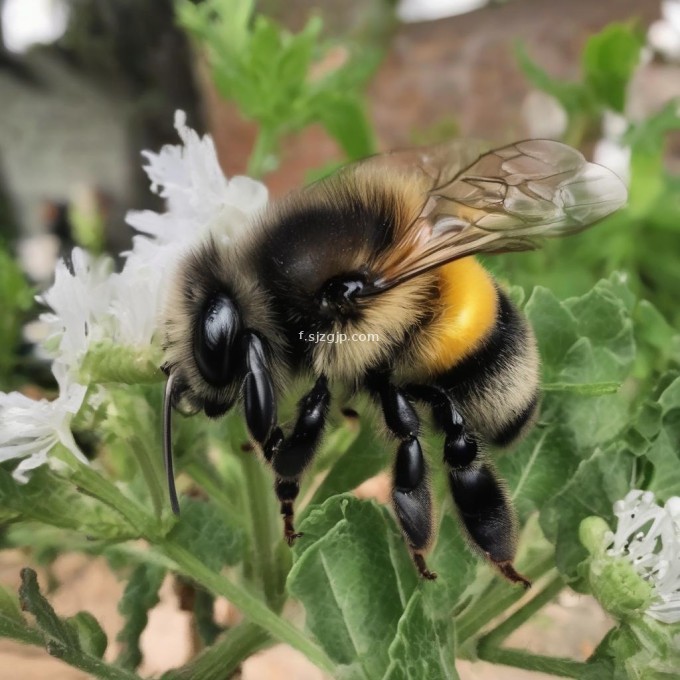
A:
[[163, 372, 180, 515]]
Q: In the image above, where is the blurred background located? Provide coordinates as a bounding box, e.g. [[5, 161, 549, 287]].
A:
[[0, 0, 678, 678]]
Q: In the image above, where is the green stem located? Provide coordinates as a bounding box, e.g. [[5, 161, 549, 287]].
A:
[[159, 539, 335, 674], [456, 553, 554, 644], [184, 460, 241, 519], [46, 641, 142, 680], [163, 621, 271, 680], [478, 574, 564, 650], [0, 615, 46, 646], [476, 647, 587, 678], [69, 463, 159, 539], [130, 433, 165, 519], [0, 615, 140, 680], [247, 126, 278, 178], [542, 381, 620, 396], [240, 451, 283, 609]]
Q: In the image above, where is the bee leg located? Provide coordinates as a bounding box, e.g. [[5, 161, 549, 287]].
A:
[[242, 332, 277, 446], [368, 374, 436, 580], [416, 387, 530, 589], [267, 375, 331, 546]]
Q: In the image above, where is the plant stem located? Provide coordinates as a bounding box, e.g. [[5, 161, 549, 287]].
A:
[[159, 539, 335, 674], [247, 126, 278, 178], [47, 641, 142, 680], [163, 621, 272, 680], [70, 462, 158, 539], [476, 647, 587, 678], [474, 575, 588, 678], [131, 433, 165, 520], [184, 460, 241, 519], [0, 615, 46, 646], [240, 450, 283, 610], [478, 573, 564, 650], [456, 553, 554, 644]]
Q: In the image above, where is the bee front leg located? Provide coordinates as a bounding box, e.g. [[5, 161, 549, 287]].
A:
[[267, 375, 330, 545], [368, 373, 436, 580], [416, 386, 530, 588]]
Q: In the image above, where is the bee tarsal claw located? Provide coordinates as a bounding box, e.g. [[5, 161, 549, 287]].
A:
[[497, 561, 532, 589]]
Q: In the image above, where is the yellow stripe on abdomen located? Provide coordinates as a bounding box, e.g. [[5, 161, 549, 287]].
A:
[[420, 257, 498, 375]]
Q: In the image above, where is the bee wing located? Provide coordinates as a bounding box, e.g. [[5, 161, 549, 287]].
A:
[[365, 140, 627, 293]]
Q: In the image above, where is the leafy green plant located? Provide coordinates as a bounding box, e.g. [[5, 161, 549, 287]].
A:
[[0, 245, 34, 389], [176, 0, 378, 177]]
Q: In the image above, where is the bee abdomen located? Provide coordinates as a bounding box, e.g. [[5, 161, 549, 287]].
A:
[[435, 288, 540, 446]]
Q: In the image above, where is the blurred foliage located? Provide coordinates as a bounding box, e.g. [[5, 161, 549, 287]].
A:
[[0, 244, 34, 389], [177, 0, 378, 176], [496, 23, 680, 341], [516, 23, 646, 143]]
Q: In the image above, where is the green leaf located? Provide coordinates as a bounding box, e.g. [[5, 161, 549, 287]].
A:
[[558, 340, 631, 450], [67, 611, 108, 659], [524, 286, 579, 381], [19, 567, 79, 650], [0, 582, 23, 624], [540, 447, 636, 581], [178, 0, 377, 173], [308, 413, 389, 508], [659, 375, 680, 413], [582, 620, 680, 680], [421, 514, 477, 620], [564, 279, 635, 361], [500, 426, 580, 521], [582, 23, 643, 113], [15, 568, 138, 680], [646, 427, 680, 501], [116, 563, 165, 670], [315, 94, 376, 159], [0, 467, 134, 539], [383, 591, 458, 680], [167, 497, 245, 571], [288, 496, 417, 678]]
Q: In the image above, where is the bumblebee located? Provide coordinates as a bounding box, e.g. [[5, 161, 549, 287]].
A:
[[161, 140, 626, 584]]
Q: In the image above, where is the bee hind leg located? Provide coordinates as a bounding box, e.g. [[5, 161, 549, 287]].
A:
[[409, 385, 530, 589], [265, 375, 331, 546], [367, 373, 437, 581]]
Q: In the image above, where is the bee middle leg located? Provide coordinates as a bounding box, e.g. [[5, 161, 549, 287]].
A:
[[367, 373, 436, 580], [264, 375, 330, 545], [409, 385, 531, 588]]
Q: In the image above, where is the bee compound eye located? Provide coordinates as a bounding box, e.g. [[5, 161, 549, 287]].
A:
[[193, 293, 242, 387]]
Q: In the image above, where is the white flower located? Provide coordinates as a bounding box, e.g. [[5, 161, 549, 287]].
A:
[[125, 110, 268, 247], [38, 112, 268, 368], [115, 110, 268, 349], [648, 0, 680, 62], [0, 365, 87, 483], [38, 247, 115, 368], [605, 490, 680, 623]]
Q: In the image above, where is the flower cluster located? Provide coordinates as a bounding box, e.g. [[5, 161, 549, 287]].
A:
[[0, 111, 268, 481], [605, 490, 680, 624], [582, 489, 680, 625]]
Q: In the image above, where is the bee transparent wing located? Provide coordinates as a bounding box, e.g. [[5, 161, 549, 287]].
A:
[[367, 140, 627, 293]]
